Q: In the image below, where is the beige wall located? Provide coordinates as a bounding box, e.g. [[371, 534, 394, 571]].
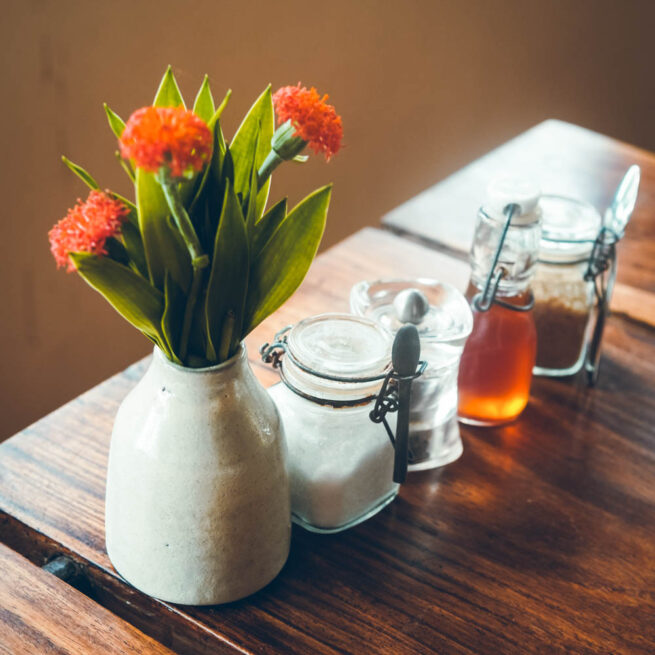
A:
[[2, 0, 654, 439]]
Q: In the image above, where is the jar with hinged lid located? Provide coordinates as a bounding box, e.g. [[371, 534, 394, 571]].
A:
[[263, 313, 400, 534], [532, 195, 601, 377], [458, 177, 542, 426]]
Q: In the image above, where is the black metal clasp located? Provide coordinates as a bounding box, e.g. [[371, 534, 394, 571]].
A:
[[259, 326, 291, 370], [583, 226, 619, 386], [369, 356, 426, 483]]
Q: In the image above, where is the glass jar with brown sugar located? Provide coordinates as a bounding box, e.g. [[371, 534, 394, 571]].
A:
[[532, 196, 602, 377]]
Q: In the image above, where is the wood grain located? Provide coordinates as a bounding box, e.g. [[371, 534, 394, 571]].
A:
[[1, 228, 653, 654], [382, 119, 655, 299], [0, 543, 175, 654]]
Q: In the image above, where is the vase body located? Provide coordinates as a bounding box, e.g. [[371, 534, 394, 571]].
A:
[[105, 345, 290, 605]]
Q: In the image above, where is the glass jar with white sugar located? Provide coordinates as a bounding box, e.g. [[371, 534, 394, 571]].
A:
[[264, 313, 398, 534]]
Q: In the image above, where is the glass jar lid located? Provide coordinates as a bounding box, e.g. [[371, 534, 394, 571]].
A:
[[286, 313, 391, 381], [349, 278, 473, 346], [538, 195, 602, 263]]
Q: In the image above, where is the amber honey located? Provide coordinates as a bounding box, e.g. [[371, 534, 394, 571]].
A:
[[458, 288, 537, 425]]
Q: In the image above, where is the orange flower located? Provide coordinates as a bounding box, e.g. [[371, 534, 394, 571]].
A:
[[119, 106, 212, 178], [273, 84, 343, 160], [49, 190, 130, 272]]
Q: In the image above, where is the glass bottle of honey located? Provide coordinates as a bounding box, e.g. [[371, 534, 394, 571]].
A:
[[458, 178, 542, 426]]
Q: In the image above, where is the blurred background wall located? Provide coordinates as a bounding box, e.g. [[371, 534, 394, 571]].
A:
[[1, 0, 654, 440]]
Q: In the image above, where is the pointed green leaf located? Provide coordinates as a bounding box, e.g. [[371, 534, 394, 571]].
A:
[[244, 185, 331, 335], [161, 271, 184, 364], [205, 181, 249, 362], [199, 121, 232, 243], [186, 117, 223, 221], [153, 66, 185, 108], [192, 75, 215, 123], [251, 197, 287, 257], [114, 150, 135, 182], [70, 252, 165, 345], [219, 133, 234, 186], [61, 157, 99, 190], [136, 168, 191, 292], [244, 131, 261, 234], [208, 89, 232, 129], [230, 86, 274, 221], [104, 104, 126, 139]]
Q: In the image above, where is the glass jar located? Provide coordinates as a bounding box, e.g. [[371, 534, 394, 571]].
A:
[[350, 278, 472, 470], [265, 314, 399, 534], [532, 195, 601, 377], [458, 178, 541, 426]]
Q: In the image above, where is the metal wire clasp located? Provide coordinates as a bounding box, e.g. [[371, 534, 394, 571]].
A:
[[369, 361, 427, 447], [471, 203, 535, 313], [583, 226, 620, 386], [259, 326, 292, 369]]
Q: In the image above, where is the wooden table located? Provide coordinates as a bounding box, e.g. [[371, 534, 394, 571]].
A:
[[0, 543, 174, 654], [1, 121, 654, 654]]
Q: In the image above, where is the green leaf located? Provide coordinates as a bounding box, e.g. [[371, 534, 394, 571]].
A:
[[70, 252, 165, 345], [244, 131, 261, 234], [205, 181, 249, 362], [136, 168, 192, 293], [114, 150, 135, 182], [230, 86, 274, 222], [244, 185, 331, 335], [161, 271, 184, 364], [208, 89, 232, 129], [199, 121, 232, 245], [187, 120, 224, 219], [61, 157, 99, 190], [153, 66, 185, 108], [192, 75, 215, 123], [191, 96, 232, 216], [104, 104, 126, 139], [251, 197, 287, 257], [121, 220, 148, 278], [217, 127, 234, 186]]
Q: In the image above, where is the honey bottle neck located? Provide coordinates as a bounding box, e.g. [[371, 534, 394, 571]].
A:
[[469, 206, 541, 298]]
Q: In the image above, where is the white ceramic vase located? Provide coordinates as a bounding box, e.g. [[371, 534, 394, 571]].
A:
[[105, 345, 290, 605]]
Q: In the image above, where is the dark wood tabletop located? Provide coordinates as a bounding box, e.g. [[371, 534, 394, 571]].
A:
[[0, 543, 174, 654], [1, 122, 654, 654]]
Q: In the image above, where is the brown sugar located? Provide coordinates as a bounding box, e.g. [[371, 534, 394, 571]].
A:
[[532, 263, 592, 371]]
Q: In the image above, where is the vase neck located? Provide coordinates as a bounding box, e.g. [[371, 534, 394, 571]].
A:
[[150, 345, 249, 398]]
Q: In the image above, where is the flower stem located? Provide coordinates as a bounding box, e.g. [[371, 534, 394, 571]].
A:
[[157, 169, 209, 365], [257, 150, 283, 190], [157, 169, 209, 270]]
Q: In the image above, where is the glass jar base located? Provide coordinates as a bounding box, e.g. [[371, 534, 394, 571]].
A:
[[457, 414, 520, 427], [407, 417, 463, 471], [292, 487, 399, 534]]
